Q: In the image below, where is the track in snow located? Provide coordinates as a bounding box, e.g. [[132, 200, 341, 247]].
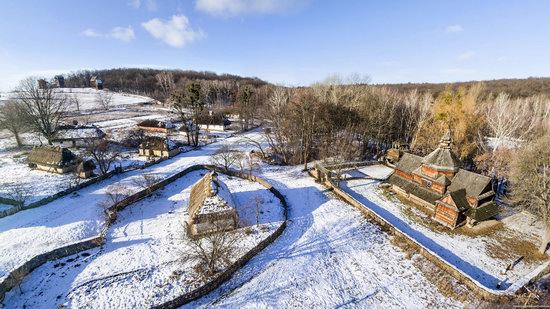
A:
[[183, 167, 462, 308]]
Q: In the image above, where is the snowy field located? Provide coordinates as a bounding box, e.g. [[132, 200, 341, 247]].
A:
[[0, 131, 76, 203], [0, 88, 154, 112], [2, 130, 491, 307], [183, 166, 471, 308], [2, 170, 285, 308], [340, 175, 548, 291], [0, 130, 265, 285]]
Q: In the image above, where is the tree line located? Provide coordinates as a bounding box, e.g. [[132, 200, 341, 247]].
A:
[[62, 68, 268, 102]]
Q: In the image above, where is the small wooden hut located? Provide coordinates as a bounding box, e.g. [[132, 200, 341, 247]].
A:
[[139, 136, 179, 158], [77, 160, 96, 179], [187, 171, 238, 237], [27, 146, 78, 174]]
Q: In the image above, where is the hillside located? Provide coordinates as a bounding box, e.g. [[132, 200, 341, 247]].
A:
[[377, 77, 550, 98]]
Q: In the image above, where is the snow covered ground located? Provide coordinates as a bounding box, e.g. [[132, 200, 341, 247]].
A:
[[340, 175, 547, 291], [2, 170, 284, 308], [0, 130, 265, 285], [182, 166, 471, 308], [0, 132, 77, 203], [1, 131, 492, 308]]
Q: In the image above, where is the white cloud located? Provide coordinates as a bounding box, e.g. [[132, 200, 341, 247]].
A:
[[109, 26, 135, 42], [129, 0, 141, 9], [458, 51, 475, 61], [497, 56, 507, 61], [81, 26, 135, 43], [82, 28, 102, 37], [142, 15, 204, 48], [195, 0, 307, 17], [445, 24, 464, 33]]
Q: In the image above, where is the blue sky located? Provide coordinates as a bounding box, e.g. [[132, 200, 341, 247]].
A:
[[1, 0, 549, 90]]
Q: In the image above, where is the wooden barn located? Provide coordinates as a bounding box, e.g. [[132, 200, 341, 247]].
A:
[[138, 136, 179, 158], [137, 119, 175, 133], [27, 146, 78, 174], [187, 171, 238, 237], [387, 130, 499, 228]]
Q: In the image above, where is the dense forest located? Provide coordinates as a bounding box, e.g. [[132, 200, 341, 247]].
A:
[[378, 77, 550, 98], [62, 68, 268, 101]]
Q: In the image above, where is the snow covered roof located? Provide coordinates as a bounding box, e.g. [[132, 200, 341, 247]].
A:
[[53, 125, 106, 141]]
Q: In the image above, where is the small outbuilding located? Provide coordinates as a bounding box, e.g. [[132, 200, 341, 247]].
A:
[[27, 146, 78, 174], [196, 112, 231, 132], [54, 75, 65, 88], [77, 160, 96, 179], [137, 119, 175, 133], [52, 124, 106, 148], [139, 136, 179, 158], [90, 76, 104, 90], [187, 171, 238, 237]]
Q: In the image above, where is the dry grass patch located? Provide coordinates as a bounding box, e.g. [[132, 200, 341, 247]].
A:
[[486, 229, 547, 263]]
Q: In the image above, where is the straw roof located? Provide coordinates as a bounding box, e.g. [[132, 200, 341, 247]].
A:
[[27, 146, 77, 167], [188, 171, 236, 218]]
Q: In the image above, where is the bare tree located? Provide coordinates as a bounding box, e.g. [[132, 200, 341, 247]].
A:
[[483, 93, 546, 152], [510, 134, 550, 254], [96, 91, 114, 110], [16, 77, 68, 144], [264, 87, 292, 164], [6, 182, 33, 208], [85, 140, 119, 175], [171, 81, 204, 147], [131, 173, 160, 194], [155, 71, 175, 102], [70, 93, 81, 112], [211, 144, 243, 173], [0, 100, 27, 147], [320, 125, 361, 182], [249, 196, 263, 227], [239, 136, 267, 159], [181, 221, 239, 277]]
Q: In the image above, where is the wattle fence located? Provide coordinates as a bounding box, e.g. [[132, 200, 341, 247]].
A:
[[0, 164, 289, 305], [310, 162, 550, 302]]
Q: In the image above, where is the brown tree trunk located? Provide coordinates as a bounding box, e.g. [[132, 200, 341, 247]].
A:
[[14, 130, 22, 147]]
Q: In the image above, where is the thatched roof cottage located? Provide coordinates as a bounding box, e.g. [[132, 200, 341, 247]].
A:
[[138, 136, 179, 158], [187, 171, 238, 237], [387, 130, 499, 228], [137, 119, 175, 133], [27, 146, 78, 174]]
